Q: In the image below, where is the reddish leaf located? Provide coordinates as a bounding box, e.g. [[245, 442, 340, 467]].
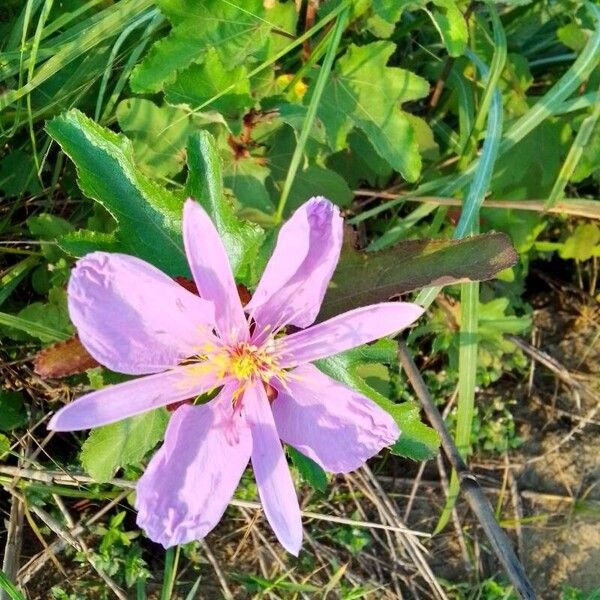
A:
[[33, 335, 100, 378]]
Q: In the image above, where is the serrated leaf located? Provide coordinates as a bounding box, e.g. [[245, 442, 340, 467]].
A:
[[165, 48, 252, 114], [131, 0, 276, 94], [288, 446, 328, 492], [81, 409, 169, 482], [316, 349, 439, 461], [0, 391, 27, 431], [59, 230, 121, 256], [428, 0, 468, 57], [315, 41, 430, 181], [185, 131, 264, 279], [46, 109, 188, 275], [116, 98, 192, 178], [319, 231, 518, 320]]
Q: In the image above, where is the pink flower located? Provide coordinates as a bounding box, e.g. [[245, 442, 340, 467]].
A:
[[49, 197, 423, 554]]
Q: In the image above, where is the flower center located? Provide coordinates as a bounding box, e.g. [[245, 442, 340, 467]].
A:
[[228, 343, 268, 380]]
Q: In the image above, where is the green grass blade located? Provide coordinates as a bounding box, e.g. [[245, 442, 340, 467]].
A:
[[26, 0, 54, 174], [160, 546, 181, 600], [0, 311, 70, 342], [0, 0, 153, 110], [274, 6, 349, 221], [100, 13, 163, 122], [0, 570, 26, 600], [0, 255, 39, 308], [546, 84, 600, 209], [94, 8, 159, 121]]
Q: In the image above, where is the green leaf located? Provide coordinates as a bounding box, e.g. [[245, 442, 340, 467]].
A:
[[185, 131, 264, 279], [316, 344, 440, 462], [0, 150, 42, 197], [559, 223, 600, 262], [288, 446, 328, 492], [0, 434, 10, 460], [27, 213, 74, 262], [283, 165, 353, 212], [59, 230, 121, 257], [319, 232, 518, 321], [131, 0, 276, 93], [116, 98, 193, 179], [385, 402, 441, 461], [81, 409, 169, 482], [0, 391, 27, 431], [490, 118, 572, 199], [27, 213, 74, 239], [315, 41, 430, 181], [223, 153, 272, 213], [1, 288, 73, 343], [428, 0, 468, 57], [46, 109, 188, 275], [165, 48, 252, 114]]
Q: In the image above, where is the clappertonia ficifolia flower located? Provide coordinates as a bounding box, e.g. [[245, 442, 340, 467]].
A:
[[49, 197, 424, 554]]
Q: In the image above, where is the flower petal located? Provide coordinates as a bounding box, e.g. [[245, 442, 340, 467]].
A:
[[246, 197, 343, 337], [272, 364, 399, 473], [68, 252, 215, 375], [183, 199, 248, 343], [48, 365, 222, 431], [277, 303, 425, 367], [244, 382, 302, 555], [136, 384, 251, 547]]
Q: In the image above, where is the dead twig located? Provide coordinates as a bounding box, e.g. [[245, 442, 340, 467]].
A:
[[397, 341, 537, 600], [353, 190, 600, 220]]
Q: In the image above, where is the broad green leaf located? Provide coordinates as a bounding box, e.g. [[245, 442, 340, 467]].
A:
[[165, 48, 252, 115], [116, 98, 192, 178], [316, 343, 440, 461], [387, 402, 441, 461], [559, 223, 600, 261], [319, 232, 518, 321], [81, 409, 169, 482], [27, 213, 74, 262], [0, 391, 27, 431], [327, 130, 394, 188], [46, 109, 188, 275], [185, 131, 264, 279], [428, 0, 468, 57], [222, 147, 272, 213], [131, 0, 286, 93], [1, 288, 72, 343], [265, 124, 352, 213], [371, 1, 467, 56], [490, 118, 572, 199], [288, 446, 328, 492], [315, 41, 430, 181]]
